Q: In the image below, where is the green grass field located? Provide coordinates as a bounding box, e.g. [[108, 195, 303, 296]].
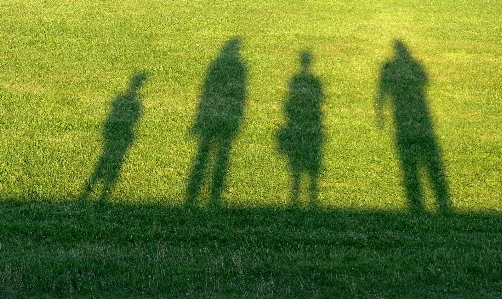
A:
[[1, 0, 501, 297]]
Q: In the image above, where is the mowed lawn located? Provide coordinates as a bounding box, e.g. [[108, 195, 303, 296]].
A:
[[1, 0, 501, 298]]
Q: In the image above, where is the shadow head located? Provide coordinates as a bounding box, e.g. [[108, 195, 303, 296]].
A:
[[129, 72, 148, 92], [394, 40, 411, 60], [221, 37, 242, 57], [300, 51, 313, 70]]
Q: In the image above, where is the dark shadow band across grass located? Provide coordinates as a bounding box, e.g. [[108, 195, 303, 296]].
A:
[[1, 198, 501, 298]]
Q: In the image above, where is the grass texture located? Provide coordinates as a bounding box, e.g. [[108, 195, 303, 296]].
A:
[[1, 0, 501, 297]]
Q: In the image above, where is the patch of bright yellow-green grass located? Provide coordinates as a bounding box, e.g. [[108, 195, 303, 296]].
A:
[[0, 0, 501, 211]]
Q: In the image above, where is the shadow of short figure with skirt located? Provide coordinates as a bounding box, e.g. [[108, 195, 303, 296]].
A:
[[278, 51, 324, 207], [185, 38, 247, 207], [80, 73, 146, 202], [376, 40, 450, 213]]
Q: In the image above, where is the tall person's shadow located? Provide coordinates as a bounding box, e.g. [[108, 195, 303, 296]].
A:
[[278, 51, 324, 207], [376, 40, 450, 213], [185, 37, 247, 207], [80, 73, 147, 202]]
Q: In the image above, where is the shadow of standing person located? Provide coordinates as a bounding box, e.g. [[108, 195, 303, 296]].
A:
[[185, 38, 247, 207], [80, 73, 147, 202], [376, 40, 450, 214], [278, 51, 324, 207]]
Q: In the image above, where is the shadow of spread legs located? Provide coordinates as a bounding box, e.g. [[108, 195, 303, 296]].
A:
[[185, 38, 247, 207], [376, 40, 450, 213], [80, 73, 146, 202]]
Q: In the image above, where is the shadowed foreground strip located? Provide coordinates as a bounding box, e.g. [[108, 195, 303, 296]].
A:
[[1, 199, 501, 298]]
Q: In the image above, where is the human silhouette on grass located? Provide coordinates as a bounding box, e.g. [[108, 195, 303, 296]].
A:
[[376, 40, 450, 213], [278, 51, 324, 207], [80, 73, 146, 202], [185, 38, 247, 207]]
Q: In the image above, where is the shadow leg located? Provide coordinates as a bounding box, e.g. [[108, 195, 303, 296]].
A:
[[400, 145, 424, 213], [309, 170, 319, 206], [79, 159, 104, 201], [291, 170, 301, 208], [211, 139, 231, 206], [79, 180, 95, 201], [99, 172, 117, 202], [186, 138, 211, 206], [426, 150, 450, 213]]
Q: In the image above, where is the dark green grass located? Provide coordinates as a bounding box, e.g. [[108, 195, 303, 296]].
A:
[[1, 199, 501, 298]]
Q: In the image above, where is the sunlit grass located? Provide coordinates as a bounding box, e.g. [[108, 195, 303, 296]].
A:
[[1, 0, 501, 211]]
